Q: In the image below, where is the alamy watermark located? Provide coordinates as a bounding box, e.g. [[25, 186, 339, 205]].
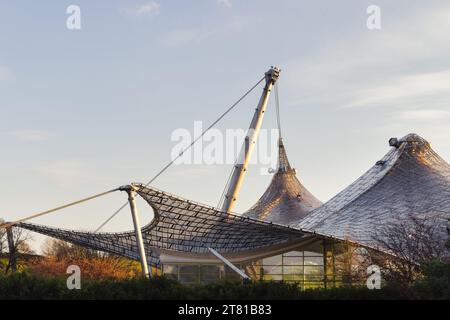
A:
[[66, 265, 81, 290], [171, 121, 281, 175], [366, 265, 382, 289], [66, 5, 81, 30], [366, 5, 381, 30]]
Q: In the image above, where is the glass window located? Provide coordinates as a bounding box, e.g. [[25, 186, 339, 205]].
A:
[[283, 274, 303, 282], [164, 273, 178, 280], [283, 250, 303, 257], [179, 272, 199, 284], [283, 256, 303, 265], [224, 265, 242, 281], [200, 265, 221, 283], [304, 256, 324, 266], [303, 251, 323, 257], [180, 265, 199, 274], [239, 242, 330, 287], [263, 274, 282, 281], [263, 265, 282, 275], [179, 265, 199, 284], [283, 266, 303, 275], [262, 254, 282, 266], [304, 266, 324, 277], [164, 264, 178, 274]]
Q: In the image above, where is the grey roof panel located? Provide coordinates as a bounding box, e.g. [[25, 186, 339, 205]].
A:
[[243, 138, 322, 224], [295, 133, 450, 247]]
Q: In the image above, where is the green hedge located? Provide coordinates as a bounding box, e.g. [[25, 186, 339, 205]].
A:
[[0, 273, 414, 300]]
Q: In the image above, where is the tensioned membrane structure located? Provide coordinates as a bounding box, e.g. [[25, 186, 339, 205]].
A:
[[296, 133, 450, 247], [244, 138, 322, 225], [19, 185, 307, 267], [18, 133, 450, 266]]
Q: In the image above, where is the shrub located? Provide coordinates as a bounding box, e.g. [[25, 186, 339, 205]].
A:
[[413, 260, 450, 300], [0, 273, 416, 300]]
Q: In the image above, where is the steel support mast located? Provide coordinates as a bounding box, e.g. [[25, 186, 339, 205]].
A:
[[221, 66, 280, 214], [120, 185, 150, 278]]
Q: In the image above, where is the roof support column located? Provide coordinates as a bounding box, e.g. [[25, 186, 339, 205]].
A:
[[221, 66, 281, 214], [124, 186, 150, 278]]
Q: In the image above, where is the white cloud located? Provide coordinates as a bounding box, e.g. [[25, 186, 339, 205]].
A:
[[345, 70, 450, 109], [125, 1, 160, 16], [6, 130, 53, 142], [217, 0, 232, 8], [284, 5, 450, 113], [391, 109, 450, 122], [159, 15, 251, 47]]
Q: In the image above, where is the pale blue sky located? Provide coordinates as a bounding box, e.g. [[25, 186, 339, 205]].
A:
[[1, 1, 449, 252]]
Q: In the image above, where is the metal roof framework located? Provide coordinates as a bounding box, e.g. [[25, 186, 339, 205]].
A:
[[20, 184, 307, 267]]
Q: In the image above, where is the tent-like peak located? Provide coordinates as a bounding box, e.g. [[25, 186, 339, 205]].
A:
[[296, 133, 450, 247], [243, 138, 322, 225]]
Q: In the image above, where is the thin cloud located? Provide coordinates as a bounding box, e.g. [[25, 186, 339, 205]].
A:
[[217, 0, 232, 8], [285, 5, 450, 113], [6, 130, 53, 142], [159, 15, 250, 47], [345, 70, 450, 109], [124, 1, 160, 17], [390, 109, 450, 122]]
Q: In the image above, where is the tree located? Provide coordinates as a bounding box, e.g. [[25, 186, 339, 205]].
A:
[[31, 238, 142, 279], [447, 219, 450, 251], [6, 227, 33, 273], [42, 238, 99, 261], [333, 238, 372, 286], [0, 219, 6, 254], [0, 220, 34, 273], [0, 219, 7, 273], [371, 212, 448, 286], [412, 220, 450, 299]]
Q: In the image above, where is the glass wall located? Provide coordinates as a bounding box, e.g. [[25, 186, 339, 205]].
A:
[[162, 239, 341, 288], [162, 263, 242, 284], [242, 241, 326, 288]]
